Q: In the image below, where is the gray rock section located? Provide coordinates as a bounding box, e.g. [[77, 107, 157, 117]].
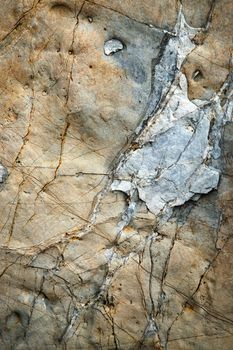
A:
[[111, 15, 222, 215], [136, 12, 197, 130], [0, 163, 7, 183], [112, 98, 220, 214]]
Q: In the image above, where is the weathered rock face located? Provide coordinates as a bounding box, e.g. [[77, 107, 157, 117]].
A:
[[0, 1, 232, 349]]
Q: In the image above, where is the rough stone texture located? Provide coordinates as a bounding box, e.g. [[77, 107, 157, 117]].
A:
[[0, 1, 232, 349]]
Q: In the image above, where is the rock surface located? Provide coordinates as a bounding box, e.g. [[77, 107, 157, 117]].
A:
[[0, 0, 232, 349]]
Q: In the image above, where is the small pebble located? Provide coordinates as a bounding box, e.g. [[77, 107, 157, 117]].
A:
[[104, 39, 124, 56]]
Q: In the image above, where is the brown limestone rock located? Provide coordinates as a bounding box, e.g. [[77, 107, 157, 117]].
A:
[[183, 0, 232, 100], [0, 0, 232, 349]]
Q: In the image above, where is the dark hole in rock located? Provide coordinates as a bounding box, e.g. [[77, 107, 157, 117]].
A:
[[192, 69, 204, 82], [50, 3, 73, 15], [6, 310, 29, 329]]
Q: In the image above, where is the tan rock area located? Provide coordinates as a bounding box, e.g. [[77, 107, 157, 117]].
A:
[[0, 0, 232, 349]]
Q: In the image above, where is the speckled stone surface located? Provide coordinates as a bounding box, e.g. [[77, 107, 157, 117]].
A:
[[0, 1, 232, 349]]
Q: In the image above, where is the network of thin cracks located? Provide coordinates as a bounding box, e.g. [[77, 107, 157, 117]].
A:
[[0, 0, 232, 348]]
